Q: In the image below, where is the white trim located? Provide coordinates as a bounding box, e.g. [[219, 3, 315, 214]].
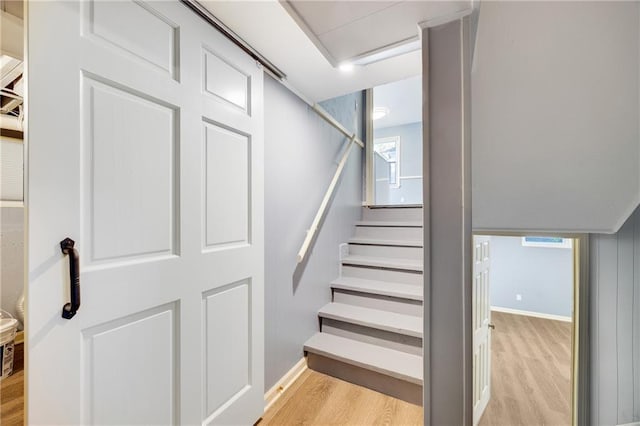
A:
[[364, 88, 374, 206], [418, 8, 473, 30], [491, 306, 572, 323], [263, 357, 307, 412], [351, 37, 421, 67], [610, 193, 640, 234], [376, 175, 422, 182], [617, 422, 640, 426], [0, 200, 23, 208], [373, 136, 401, 188]]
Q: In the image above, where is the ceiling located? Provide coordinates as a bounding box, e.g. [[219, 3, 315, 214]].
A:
[[283, 1, 466, 66], [1, 5, 23, 134], [200, 1, 472, 103], [1, 0, 22, 20], [373, 75, 421, 130]]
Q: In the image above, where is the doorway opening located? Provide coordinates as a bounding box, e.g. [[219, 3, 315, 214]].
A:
[[0, 0, 25, 424], [472, 234, 580, 426], [366, 75, 423, 206]]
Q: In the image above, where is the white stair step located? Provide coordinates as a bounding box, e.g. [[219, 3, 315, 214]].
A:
[[349, 237, 423, 247], [364, 204, 423, 208], [362, 206, 423, 222], [304, 333, 423, 385], [342, 255, 423, 272], [348, 243, 423, 260], [332, 277, 423, 301], [356, 220, 422, 227], [341, 265, 423, 286], [319, 302, 423, 338], [355, 226, 423, 241]]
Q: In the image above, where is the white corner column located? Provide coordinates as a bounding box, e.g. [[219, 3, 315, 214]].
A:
[[422, 16, 473, 426]]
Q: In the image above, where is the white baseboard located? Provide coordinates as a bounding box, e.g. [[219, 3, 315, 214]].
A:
[[491, 306, 572, 322], [264, 357, 307, 412], [617, 422, 640, 426]]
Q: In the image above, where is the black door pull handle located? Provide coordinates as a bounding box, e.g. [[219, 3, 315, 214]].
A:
[[60, 238, 80, 320]]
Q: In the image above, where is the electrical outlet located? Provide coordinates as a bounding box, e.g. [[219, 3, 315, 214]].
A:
[[516, 294, 522, 301]]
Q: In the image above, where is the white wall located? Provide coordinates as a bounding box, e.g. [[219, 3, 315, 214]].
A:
[[1, 138, 23, 201], [590, 206, 640, 426], [489, 236, 573, 318], [1, 206, 23, 321], [0, 136, 23, 322], [472, 1, 640, 233], [263, 76, 364, 391]]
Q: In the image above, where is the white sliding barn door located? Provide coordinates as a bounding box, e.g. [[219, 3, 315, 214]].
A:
[[472, 236, 491, 425], [27, 1, 264, 424]]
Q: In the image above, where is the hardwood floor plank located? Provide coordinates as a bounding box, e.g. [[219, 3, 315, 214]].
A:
[[1, 342, 24, 426], [260, 368, 314, 423], [259, 368, 422, 425], [265, 370, 336, 424], [479, 312, 572, 426], [2, 313, 570, 426]]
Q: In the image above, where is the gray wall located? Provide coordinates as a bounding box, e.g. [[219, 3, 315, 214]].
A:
[[470, 3, 640, 422], [0, 206, 23, 321], [591, 206, 640, 425], [423, 17, 473, 425], [472, 1, 640, 233], [374, 122, 423, 205], [264, 76, 364, 391], [490, 236, 573, 318]]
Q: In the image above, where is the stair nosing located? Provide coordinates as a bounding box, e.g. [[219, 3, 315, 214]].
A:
[[364, 204, 423, 209], [341, 255, 423, 272], [304, 333, 423, 385], [355, 220, 423, 228], [319, 302, 423, 338], [331, 277, 423, 301], [349, 238, 423, 248]]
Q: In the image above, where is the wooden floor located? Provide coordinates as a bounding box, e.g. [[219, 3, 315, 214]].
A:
[[0, 347, 420, 426], [1, 342, 24, 426], [0, 314, 570, 426], [479, 311, 572, 426], [258, 369, 423, 426]]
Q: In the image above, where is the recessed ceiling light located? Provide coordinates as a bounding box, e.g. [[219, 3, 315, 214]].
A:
[[338, 63, 354, 73], [372, 107, 389, 120]]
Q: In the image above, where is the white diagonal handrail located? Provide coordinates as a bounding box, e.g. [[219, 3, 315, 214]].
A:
[[297, 133, 358, 263], [312, 104, 365, 149]]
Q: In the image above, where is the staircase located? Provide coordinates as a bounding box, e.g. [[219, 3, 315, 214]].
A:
[[303, 205, 424, 405]]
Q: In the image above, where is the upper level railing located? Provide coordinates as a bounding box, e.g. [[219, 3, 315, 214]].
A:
[[296, 104, 365, 264]]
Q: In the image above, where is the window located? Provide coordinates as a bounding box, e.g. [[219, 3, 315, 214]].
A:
[[374, 136, 400, 188], [521, 237, 572, 249]]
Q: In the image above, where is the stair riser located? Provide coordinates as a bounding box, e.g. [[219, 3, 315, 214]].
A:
[[362, 207, 423, 222], [355, 226, 423, 241], [333, 289, 422, 317], [341, 265, 423, 286], [321, 319, 422, 356], [348, 243, 423, 260], [307, 354, 423, 406]]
